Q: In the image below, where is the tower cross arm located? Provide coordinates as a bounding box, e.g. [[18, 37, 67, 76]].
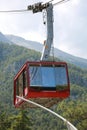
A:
[[27, 2, 49, 13]]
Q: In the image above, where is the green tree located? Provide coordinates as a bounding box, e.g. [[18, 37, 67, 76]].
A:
[[0, 112, 11, 130], [9, 110, 32, 130], [57, 100, 87, 130]]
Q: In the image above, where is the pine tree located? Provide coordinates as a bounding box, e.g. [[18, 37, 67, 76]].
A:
[[9, 110, 33, 130]]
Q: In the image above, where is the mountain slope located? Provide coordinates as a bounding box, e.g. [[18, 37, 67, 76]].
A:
[[0, 32, 12, 44], [6, 34, 87, 69], [6, 34, 42, 52], [54, 48, 87, 68]]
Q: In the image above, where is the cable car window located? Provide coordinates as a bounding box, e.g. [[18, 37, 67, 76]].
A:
[[55, 66, 68, 90], [29, 65, 68, 90], [29, 66, 42, 87], [41, 67, 55, 87], [16, 69, 28, 97], [29, 66, 55, 90]]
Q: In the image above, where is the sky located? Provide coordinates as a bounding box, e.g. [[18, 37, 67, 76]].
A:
[[0, 0, 87, 59]]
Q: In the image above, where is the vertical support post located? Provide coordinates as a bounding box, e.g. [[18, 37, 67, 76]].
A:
[[41, 4, 53, 60]]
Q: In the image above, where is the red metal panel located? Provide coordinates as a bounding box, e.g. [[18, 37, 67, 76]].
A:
[[27, 90, 70, 98]]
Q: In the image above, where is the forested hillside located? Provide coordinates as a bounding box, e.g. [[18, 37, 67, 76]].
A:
[[0, 42, 87, 130]]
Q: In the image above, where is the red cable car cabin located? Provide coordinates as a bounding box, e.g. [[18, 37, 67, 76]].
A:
[[14, 61, 70, 108]]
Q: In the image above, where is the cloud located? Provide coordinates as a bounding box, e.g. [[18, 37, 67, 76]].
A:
[[53, 0, 87, 58], [0, 0, 44, 32]]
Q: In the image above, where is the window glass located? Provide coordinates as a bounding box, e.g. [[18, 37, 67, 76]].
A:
[[29, 66, 42, 86], [29, 65, 68, 90], [16, 69, 28, 96], [55, 66, 68, 90], [41, 67, 55, 87], [29, 66, 55, 88]]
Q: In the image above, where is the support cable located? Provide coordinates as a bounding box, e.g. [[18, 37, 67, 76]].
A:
[[0, 0, 70, 13], [0, 9, 28, 13], [51, 42, 55, 61], [53, 0, 70, 6]]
